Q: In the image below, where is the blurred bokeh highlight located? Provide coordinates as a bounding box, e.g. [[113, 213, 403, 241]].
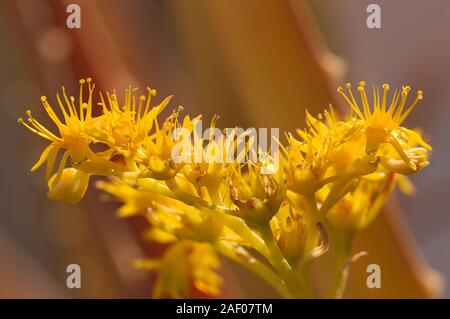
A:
[[0, 0, 447, 298]]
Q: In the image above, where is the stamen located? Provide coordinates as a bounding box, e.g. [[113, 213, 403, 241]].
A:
[[132, 88, 138, 115], [86, 78, 94, 120], [372, 86, 378, 113], [144, 87, 157, 116], [70, 96, 78, 119], [393, 85, 410, 123], [337, 85, 363, 119], [381, 83, 389, 112], [357, 81, 371, 119], [398, 90, 423, 124], [346, 83, 360, 113], [112, 90, 120, 111], [56, 93, 70, 122], [41, 96, 65, 129], [390, 136, 417, 170], [98, 92, 109, 113], [138, 95, 146, 120], [79, 79, 85, 119], [18, 117, 54, 141], [61, 87, 77, 118], [25, 110, 60, 141], [387, 89, 399, 115]]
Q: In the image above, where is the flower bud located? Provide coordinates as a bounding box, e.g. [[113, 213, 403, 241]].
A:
[[47, 168, 90, 204]]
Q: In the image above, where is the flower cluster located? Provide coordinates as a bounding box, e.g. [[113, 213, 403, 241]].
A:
[[19, 79, 431, 298]]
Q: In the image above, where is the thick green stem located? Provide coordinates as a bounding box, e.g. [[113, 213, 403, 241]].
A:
[[330, 230, 354, 298], [259, 223, 311, 298], [297, 262, 313, 298]]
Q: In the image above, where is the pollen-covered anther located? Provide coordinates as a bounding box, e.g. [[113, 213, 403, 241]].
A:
[[402, 85, 411, 94], [417, 90, 424, 99]]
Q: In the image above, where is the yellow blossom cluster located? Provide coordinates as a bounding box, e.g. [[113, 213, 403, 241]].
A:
[[18, 79, 431, 298]]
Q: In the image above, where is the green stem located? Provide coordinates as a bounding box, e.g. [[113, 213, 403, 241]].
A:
[[140, 176, 311, 298], [297, 261, 313, 298], [259, 223, 311, 298], [330, 230, 354, 298], [216, 241, 292, 298], [164, 177, 271, 260]]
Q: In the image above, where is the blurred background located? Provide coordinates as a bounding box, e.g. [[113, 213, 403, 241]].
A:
[[0, 0, 448, 298]]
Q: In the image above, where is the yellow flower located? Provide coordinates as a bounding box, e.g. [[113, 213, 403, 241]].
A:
[[18, 78, 122, 189], [327, 173, 395, 230], [271, 203, 325, 261], [181, 116, 228, 204], [137, 109, 199, 180], [226, 161, 286, 224], [18, 78, 434, 299], [97, 179, 223, 242], [93, 86, 172, 156], [337, 82, 431, 171], [283, 133, 331, 195], [134, 241, 222, 298]]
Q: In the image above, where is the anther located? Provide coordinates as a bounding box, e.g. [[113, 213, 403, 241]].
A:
[[79, 79, 85, 84], [17, 118, 24, 124], [417, 91, 424, 100], [41, 96, 47, 102]]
